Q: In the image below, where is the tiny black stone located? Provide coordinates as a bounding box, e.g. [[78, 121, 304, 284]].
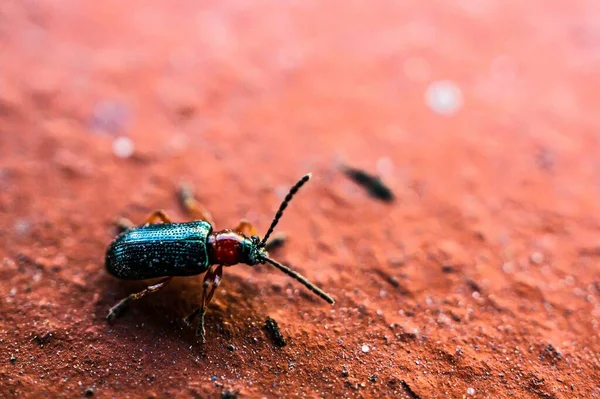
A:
[[221, 390, 239, 399], [441, 265, 456, 273], [264, 316, 286, 347], [32, 332, 53, 347], [369, 375, 378, 383], [84, 388, 94, 397]]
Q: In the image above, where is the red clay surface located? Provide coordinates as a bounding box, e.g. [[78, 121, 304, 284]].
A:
[[2, 1, 600, 398]]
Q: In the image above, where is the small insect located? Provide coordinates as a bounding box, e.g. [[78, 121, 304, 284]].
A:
[[341, 165, 395, 203], [105, 174, 334, 342]]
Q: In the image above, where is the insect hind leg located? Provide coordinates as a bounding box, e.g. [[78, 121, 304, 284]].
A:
[[107, 277, 173, 322]]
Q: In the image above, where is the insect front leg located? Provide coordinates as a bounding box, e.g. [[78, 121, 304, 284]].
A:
[[106, 276, 173, 322], [234, 219, 259, 236], [183, 265, 223, 343], [235, 219, 287, 251], [179, 182, 214, 224]]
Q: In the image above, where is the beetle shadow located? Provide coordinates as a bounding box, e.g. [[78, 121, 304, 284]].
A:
[[96, 271, 266, 346]]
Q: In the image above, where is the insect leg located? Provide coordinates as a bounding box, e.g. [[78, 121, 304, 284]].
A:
[[234, 219, 259, 236], [178, 182, 214, 224], [106, 276, 173, 322], [144, 209, 173, 224], [114, 217, 135, 233], [234, 220, 287, 251], [183, 265, 223, 343], [113, 210, 173, 234]]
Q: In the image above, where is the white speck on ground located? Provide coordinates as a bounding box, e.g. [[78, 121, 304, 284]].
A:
[[425, 80, 463, 116], [112, 136, 135, 158]]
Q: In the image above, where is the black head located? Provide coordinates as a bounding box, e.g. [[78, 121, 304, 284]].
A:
[[243, 235, 266, 266]]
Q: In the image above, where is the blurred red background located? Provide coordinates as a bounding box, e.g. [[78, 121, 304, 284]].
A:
[[1, 1, 599, 397]]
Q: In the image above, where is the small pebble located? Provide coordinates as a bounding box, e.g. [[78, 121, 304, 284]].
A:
[[14, 219, 30, 235], [10, 355, 17, 363], [369, 375, 378, 383], [227, 344, 237, 351], [530, 252, 544, 265], [84, 388, 94, 397], [112, 136, 135, 158], [264, 316, 287, 347], [221, 390, 238, 399], [341, 366, 349, 377], [361, 344, 370, 353], [467, 387, 475, 395]]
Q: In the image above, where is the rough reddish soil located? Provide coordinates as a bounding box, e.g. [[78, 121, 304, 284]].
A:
[[2, 1, 600, 398]]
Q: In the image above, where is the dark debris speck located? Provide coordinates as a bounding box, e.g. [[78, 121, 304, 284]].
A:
[[341, 165, 395, 203], [341, 366, 349, 377], [31, 332, 53, 347], [264, 316, 287, 347], [442, 265, 456, 273], [221, 390, 239, 399], [84, 387, 94, 397]]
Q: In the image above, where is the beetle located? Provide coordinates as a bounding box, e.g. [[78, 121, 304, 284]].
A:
[[105, 173, 334, 342]]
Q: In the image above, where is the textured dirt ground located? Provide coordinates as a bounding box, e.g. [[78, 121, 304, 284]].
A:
[[2, 1, 600, 398]]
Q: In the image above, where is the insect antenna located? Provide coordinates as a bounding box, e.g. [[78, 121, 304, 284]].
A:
[[262, 256, 335, 304], [259, 173, 312, 247]]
